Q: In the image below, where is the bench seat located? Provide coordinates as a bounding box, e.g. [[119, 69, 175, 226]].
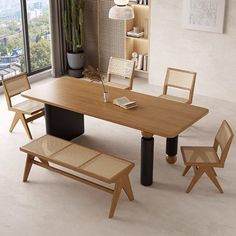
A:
[[20, 135, 134, 218]]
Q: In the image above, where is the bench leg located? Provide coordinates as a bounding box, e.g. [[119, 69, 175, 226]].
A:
[[122, 175, 134, 201], [109, 181, 122, 218], [23, 154, 35, 182]]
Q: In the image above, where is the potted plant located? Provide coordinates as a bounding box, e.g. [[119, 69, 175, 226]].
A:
[[63, 0, 85, 70]]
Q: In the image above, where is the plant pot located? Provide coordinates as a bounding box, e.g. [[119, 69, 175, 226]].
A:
[[67, 52, 85, 69]]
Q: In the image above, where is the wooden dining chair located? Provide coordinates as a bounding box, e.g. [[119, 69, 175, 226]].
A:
[[104, 57, 135, 90], [181, 120, 234, 193], [2, 73, 44, 139], [159, 67, 197, 104]]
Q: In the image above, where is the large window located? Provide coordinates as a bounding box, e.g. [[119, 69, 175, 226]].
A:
[[0, 0, 51, 79]]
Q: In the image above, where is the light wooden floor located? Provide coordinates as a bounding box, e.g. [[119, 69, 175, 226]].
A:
[[0, 77, 236, 236]]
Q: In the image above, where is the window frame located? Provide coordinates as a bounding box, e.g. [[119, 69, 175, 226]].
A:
[[21, 0, 51, 76]]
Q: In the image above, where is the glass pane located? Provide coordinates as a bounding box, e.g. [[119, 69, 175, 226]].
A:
[[0, 0, 25, 79], [27, 0, 51, 72]]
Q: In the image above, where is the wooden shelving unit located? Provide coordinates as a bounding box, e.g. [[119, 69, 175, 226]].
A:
[[124, 2, 150, 78]]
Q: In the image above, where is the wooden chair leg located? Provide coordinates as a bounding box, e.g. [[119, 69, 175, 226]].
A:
[[9, 113, 20, 132], [211, 167, 217, 176], [23, 154, 35, 182], [182, 166, 191, 176], [205, 168, 223, 193], [122, 175, 134, 201], [109, 181, 122, 218], [19, 113, 32, 139], [193, 166, 199, 174], [186, 167, 205, 193]]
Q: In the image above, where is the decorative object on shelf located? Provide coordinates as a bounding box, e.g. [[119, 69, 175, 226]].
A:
[[63, 0, 85, 77], [127, 30, 144, 38], [109, 0, 134, 20], [182, 0, 225, 33], [131, 52, 138, 68], [82, 66, 109, 102], [133, 26, 140, 33]]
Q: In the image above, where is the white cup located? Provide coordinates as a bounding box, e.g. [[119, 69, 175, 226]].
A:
[[133, 26, 140, 33]]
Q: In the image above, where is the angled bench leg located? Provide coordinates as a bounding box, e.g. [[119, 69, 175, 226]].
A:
[[109, 180, 123, 218], [23, 154, 35, 182], [122, 175, 134, 201], [9, 113, 20, 133]]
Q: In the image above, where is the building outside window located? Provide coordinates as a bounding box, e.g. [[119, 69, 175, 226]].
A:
[[0, 0, 51, 80]]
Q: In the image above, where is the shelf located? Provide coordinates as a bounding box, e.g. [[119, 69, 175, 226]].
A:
[[125, 1, 151, 79], [126, 36, 148, 41]]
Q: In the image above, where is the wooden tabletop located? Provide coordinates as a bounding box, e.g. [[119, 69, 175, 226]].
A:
[[22, 77, 208, 138]]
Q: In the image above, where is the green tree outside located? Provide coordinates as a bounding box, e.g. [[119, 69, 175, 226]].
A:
[[30, 39, 50, 71]]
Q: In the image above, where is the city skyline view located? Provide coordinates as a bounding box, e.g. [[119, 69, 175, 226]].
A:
[[0, 0, 51, 78]]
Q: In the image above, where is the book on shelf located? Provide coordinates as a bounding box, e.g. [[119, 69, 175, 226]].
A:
[[136, 54, 143, 70], [113, 96, 137, 109], [127, 31, 144, 38], [143, 54, 148, 71]]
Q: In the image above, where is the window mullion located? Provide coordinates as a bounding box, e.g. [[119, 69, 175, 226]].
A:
[[20, 0, 31, 74]]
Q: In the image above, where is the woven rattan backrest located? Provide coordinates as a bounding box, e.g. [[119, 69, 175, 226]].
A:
[[107, 57, 135, 89], [163, 68, 196, 104], [2, 73, 30, 109], [214, 120, 234, 166], [3, 73, 30, 97]]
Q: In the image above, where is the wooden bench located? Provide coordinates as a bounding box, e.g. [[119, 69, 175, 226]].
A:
[[20, 135, 134, 218]]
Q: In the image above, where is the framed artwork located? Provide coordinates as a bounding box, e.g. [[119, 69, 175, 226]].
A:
[[182, 0, 226, 33]]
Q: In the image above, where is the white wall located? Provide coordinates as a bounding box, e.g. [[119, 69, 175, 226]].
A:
[[149, 0, 236, 102]]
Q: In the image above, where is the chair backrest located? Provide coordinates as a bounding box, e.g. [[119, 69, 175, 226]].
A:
[[214, 120, 234, 167], [2, 73, 30, 108], [163, 67, 197, 104], [107, 57, 135, 90]]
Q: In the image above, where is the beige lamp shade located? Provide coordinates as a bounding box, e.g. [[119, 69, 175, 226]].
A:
[[109, 0, 134, 20]]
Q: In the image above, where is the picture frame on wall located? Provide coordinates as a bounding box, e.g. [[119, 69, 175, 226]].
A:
[[182, 0, 226, 33]]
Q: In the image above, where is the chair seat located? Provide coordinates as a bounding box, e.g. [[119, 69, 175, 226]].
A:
[[104, 81, 130, 90], [11, 99, 44, 115], [159, 94, 189, 103], [181, 146, 220, 165]]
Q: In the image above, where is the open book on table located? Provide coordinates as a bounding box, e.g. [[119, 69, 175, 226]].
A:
[[113, 96, 137, 109]]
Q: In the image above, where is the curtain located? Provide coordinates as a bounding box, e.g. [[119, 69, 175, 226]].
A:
[[49, 0, 67, 77]]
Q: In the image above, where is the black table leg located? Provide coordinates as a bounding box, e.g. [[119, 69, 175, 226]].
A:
[[166, 136, 178, 164], [141, 136, 154, 186], [45, 104, 84, 140]]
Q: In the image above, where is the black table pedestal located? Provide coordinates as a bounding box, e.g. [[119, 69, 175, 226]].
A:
[[45, 104, 84, 141]]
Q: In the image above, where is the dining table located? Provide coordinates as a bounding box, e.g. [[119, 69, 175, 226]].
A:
[[22, 76, 209, 186]]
